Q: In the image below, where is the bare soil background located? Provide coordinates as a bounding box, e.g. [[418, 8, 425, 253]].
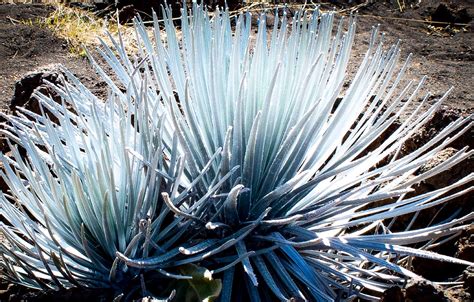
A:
[[350, 0, 473, 116], [0, 3, 108, 112], [0, 1, 473, 301], [0, 1, 473, 113]]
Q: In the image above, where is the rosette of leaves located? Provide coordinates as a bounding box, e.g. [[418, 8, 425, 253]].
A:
[[111, 5, 473, 301], [0, 67, 225, 298], [1, 3, 473, 302]]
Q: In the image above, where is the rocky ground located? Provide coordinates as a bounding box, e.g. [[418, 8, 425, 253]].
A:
[[0, 0, 473, 301], [0, 4, 109, 112]]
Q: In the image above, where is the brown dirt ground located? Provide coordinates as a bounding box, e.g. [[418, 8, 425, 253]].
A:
[[0, 1, 473, 113], [0, 1, 473, 301], [0, 4, 108, 113], [350, 0, 473, 116]]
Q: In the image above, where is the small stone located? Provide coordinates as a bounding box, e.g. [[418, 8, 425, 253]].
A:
[[405, 280, 449, 302], [10, 64, 63, 114], [381, 286, 404, 302]]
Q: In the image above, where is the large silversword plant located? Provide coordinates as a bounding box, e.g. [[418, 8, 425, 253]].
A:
[[1, 4, 473, 301]]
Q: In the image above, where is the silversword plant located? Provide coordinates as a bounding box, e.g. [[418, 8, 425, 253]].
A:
[[1, 4, 473, 301]]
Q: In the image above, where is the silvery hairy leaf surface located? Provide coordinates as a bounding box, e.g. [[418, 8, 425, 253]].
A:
[[1, 3, 473, 301]]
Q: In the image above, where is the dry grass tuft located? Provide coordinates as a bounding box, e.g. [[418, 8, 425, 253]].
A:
[[25, 4, 140, 57]]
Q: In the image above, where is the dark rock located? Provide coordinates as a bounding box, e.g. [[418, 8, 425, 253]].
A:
[[378, 108, 474, 284], [10, 65, 62, 114], [382, 281, 454, 302], [410, 198, 473, 281], [115, 0, 180, 17], [412, 255, 466, 282], [431, 4, 472, 25], [402, 108, 473, 155], [0, 152, 10, 194], [383, 278, 474, 302], [117, 5, 137, 24], [456, 228, 474, 261], [381, 286, 404, 302], [3, 65, 65, 157], [405, 280, 449, 302], [463, 266, 474, 296], [389, 107, 473, 233]]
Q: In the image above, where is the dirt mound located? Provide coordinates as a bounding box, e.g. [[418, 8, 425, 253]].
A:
[[9, 65, 62, 111]]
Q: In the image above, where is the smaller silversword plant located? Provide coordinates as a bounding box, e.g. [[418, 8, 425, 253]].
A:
[[1, 4, 473, 301]]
